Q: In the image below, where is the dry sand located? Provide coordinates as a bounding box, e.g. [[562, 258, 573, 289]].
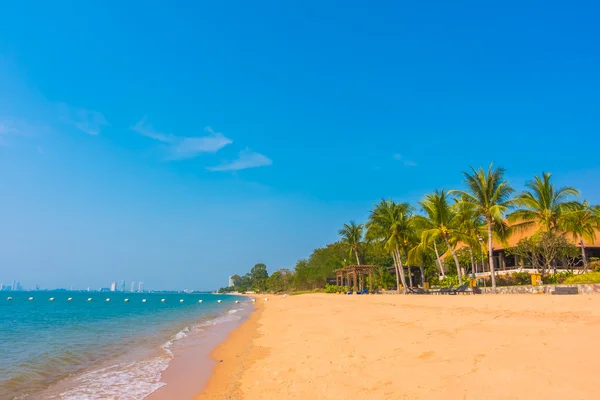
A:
[[197, 293, 600, 400]]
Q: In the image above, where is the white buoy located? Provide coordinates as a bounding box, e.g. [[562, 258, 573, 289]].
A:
[[264, 297, 269, 301], [124, 298, 129, 302], [49, 297, 55, 301], [142, 299, 147, 303], [105, 298, 111, 302], [7, 297, 13, 300], [161, 299, 166, 302], [67, 298, 72, 301], [198, 299, 203, 303], [217, 299, 222, 303], [87, 298, 92, 302], [28, 297, 34, 301], [180, 299, 184, 303]]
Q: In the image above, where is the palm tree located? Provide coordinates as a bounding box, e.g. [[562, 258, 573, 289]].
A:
[[508, 172, 579, 233], [338, 221, 364, 265], [451, 164, 515, 292], [454, 201, 486, 275], [561, 201, 600, 271], [366, 200, 413, 294], [413, 190, 465, 286]]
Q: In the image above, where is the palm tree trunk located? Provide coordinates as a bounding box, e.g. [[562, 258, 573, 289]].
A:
[[579, 235, 588, 272], [391, 250, 401, 293], [419, 266, 425, 287], [443, 236, 463, 286], [487, 219, 497, 293], [354, 246, 361, 266], [395, 246, 408, 294], [433, 241, 445, 278], [468, 246, 476, 275]]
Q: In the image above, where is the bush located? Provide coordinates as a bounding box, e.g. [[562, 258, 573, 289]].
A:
[[439, 276, 459, 288], [589, 258, 600, 272], [542, 271, 573, 284], [511, 272, 531, 285], [563, 272, 600, 284], [324, 284, 348, 293]]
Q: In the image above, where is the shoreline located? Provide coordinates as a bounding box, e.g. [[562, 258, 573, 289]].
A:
[[194, 297, 263, 399], [146, 300, 255, 400]]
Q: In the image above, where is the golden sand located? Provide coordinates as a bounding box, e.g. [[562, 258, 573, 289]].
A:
[[197, 293, 600, 399]]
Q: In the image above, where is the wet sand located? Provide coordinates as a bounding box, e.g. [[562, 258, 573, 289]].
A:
[[197, 293, 600, 399]]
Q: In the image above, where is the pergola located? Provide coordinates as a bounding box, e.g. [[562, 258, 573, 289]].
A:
[[333, 265, 377, 292]]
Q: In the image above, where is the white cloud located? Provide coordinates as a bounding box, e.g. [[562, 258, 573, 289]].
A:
[[208, 149, 272, 172], [131, 119, 232, 160], [393, 153, 417, 167], [58, 104, 109, 135], [131, 117, 173, 143]]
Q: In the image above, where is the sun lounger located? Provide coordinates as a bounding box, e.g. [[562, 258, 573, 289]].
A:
[[408, 287, 429, 295], [356, 289, 369, 295], [455, 284, 472, 295], [438, 284, 455, 294]]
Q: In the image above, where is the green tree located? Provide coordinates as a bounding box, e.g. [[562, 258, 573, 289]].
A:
[[509, 172, 579, 233], [454, 201, 486, 275], [266, 269, 294, 292], [366, 200, 413, 294], [451, 164, 515, 292], [250, 263, 269, 292], [561, 201, 600, 271], [413, 190, 465, 286], [338, 221, 364, 265]]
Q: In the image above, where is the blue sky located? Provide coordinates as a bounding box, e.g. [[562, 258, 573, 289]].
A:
[[1, 0, 599, 290]]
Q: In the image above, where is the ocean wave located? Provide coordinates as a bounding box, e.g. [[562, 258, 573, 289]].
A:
[[48, 356, 170, 400]]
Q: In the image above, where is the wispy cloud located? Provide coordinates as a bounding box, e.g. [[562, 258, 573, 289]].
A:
[[0, 117, 46, 145], [131, 117, 173, 143], [131, 118, 232, 160], [393, 153, 417, 167], [58, 104, 109, 135], [208, 149, 272, 172]]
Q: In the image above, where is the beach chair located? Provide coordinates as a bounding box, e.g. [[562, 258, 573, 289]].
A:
[[356, 289, 369, 295], [346, 290, 353, 295], [449, 283, 468, 295], [455, 284, 472, 295], [408, 287, 429, 295], [439, 284, 455, 295]]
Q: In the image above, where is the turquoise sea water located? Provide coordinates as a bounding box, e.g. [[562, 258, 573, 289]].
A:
[[0, 291, 246, 399]]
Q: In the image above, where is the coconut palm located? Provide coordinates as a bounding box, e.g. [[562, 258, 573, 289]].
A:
[[451, 164, 515, 292], [453, 201, 486, 275], [508, 172, 579, 233], [338, 221, 364, 265], [561, 201, 600, 271], [366, 200, 413, 294], [413, 190, 465, 286]]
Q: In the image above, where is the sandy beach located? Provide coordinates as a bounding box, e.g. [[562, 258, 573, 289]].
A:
[[196, 293, 600, 400]]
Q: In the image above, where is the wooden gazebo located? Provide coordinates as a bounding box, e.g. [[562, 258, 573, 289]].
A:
[[333, 265, 377, 293]]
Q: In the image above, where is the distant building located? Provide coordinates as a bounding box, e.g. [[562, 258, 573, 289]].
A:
[[228, 276, 234, 287], [100, 287, 111, 292], [121, 280, 126, 292], [138, 282, 144, 293], [110, 281, 117, 292], [131, 281, 136, 292], [0, 283, 3, 291], [12, 280, 17, 291], [35, 284, 40, 291]]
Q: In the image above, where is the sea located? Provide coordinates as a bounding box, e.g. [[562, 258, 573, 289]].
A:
[[0, 291, 250, 399]]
